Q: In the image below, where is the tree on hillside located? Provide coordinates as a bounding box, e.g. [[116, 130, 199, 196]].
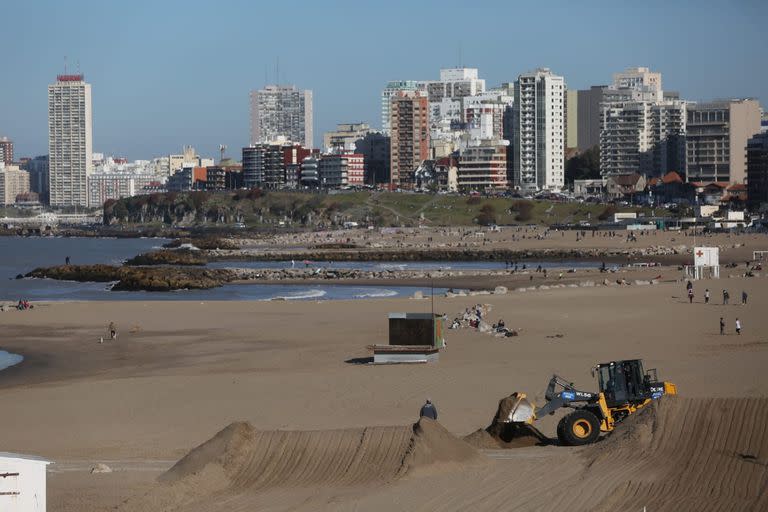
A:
[[476, 203, 497, 226], [565, 145, 601, 184]]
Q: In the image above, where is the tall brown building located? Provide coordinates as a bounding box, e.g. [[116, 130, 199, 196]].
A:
[[389, 91, 429, 188], [686, 99, 762, 184], [0, 137, 13, 165]]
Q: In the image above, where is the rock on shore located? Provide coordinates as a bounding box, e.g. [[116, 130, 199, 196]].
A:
[[125, 250, 208, 266], [25, 265, 233, 291]]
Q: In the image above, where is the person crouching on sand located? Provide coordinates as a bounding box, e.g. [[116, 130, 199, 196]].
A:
[[109, 322, 117, 340], [420, 399, 438, 420]]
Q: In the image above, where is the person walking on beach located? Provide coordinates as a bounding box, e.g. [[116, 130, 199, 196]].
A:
[[742, 291, 748, 305], [735, 318, 742, 335], [723, 289, 729, 305], [720, 317, 725, 335], [420, 399, 438, 420], [686, 280, 693, 292], [688, 288, 694, 304], [705, 289, 710, 304], [108, 322, 117, 340], [65, 256, 70, 265]]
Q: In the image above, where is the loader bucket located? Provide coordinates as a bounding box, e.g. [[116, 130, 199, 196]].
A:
[[496, 392, 536, 424]]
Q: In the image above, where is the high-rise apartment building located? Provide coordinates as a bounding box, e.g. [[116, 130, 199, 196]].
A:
[[746, 132, 768, 211], [389, 91, 429, 189], [381, 81, 423, 134], [0, 137, 13, 165], [22, 155, 49, 202], [598, 67, 687, 177], [577, 68, 664, 153], [48, 74, 93, 207], [576, 85, 608, 151], [600, 100, 686, 176], [250, 85, 313, 148], [685, 99, 762, 184], [512, 68, 566, 191], [0, 163, 30, 205]]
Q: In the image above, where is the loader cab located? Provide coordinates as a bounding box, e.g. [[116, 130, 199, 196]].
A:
[[595, 359, 651, 407]]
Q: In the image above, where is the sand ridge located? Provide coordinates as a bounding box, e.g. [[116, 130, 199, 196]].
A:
[[122, 418, 484, 511], [120, 397, 768, 511], [582, 396, 768, 511]]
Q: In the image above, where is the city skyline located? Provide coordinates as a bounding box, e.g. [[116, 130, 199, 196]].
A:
[[1, 0, 765, 160]]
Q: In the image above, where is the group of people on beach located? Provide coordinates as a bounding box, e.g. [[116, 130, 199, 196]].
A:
[[686, 281, 747, 306], [16, 299, 32, 310], [685, 281, 747, 335]]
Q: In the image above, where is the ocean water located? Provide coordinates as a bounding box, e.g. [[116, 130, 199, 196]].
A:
[[0, 236, 451, 301], [0, 350, 23, 371], [0, 236, 169, 301]]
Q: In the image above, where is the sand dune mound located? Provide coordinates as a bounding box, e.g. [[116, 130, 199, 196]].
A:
[[585, 396, 768, 511], [464, 394, 549, 449], [162, 417, 480, 490], [121, 419, 482, 512]]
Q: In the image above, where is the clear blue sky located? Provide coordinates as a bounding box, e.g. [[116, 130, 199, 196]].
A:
[[1, 0, 765, 160]]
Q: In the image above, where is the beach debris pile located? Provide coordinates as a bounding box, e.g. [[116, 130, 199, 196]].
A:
[[90, 463, 112, 474], [449, 304, 519, 338]]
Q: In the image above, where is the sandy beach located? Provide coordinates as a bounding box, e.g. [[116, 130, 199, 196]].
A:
[[1, 268, 767, 510]]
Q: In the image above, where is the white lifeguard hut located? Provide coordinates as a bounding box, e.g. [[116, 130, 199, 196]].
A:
[[688, 246, 720, 280], [0, 452, 52, 511]]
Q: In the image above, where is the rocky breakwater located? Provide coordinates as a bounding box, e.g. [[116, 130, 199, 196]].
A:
[[208, 245, 691, 263], [228, 266, 509, 283], [125, 249, 208, 266], [25, 264, 234, 291], [163, 236, 239, 250]]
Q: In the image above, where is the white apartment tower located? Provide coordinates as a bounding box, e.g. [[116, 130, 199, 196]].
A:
[[599, 67, 686, 176], [48, 74, 93, 207], [512, 68, 565, 191], [250, 85, 313, 148]]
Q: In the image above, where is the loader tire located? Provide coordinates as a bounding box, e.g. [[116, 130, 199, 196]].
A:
[[557, 409, 600, 446]]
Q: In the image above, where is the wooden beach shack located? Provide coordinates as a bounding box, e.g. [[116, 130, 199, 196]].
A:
[[372, 313, 444, 364]]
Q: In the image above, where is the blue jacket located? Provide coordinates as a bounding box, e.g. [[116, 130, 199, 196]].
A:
[[420, 403, 438, 420]]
